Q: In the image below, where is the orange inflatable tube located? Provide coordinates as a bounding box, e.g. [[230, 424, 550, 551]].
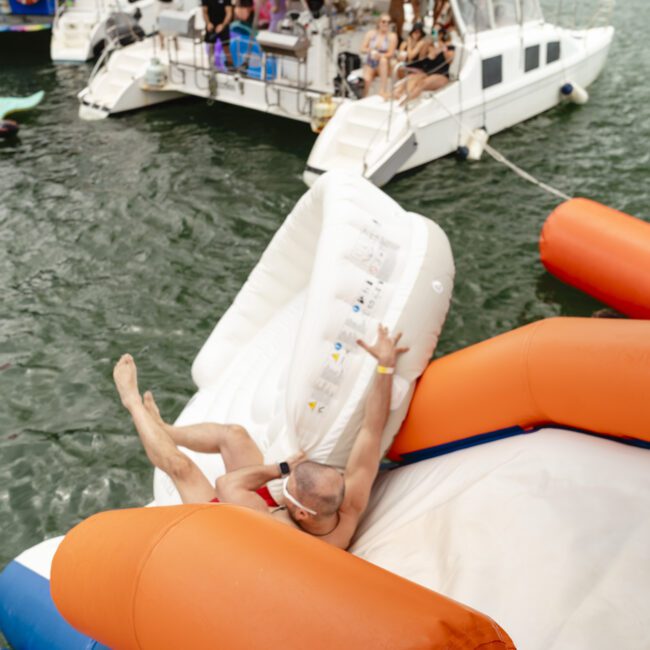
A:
[[51, 504, 514, 650], [389, 317, 650, 461], [539, 198, 650, 318]]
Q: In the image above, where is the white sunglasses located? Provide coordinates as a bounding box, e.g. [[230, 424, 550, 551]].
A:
[[282, 476, 318, 516]]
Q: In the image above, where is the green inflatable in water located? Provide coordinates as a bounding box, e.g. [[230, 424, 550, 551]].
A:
[[0, 90, 45, 138]]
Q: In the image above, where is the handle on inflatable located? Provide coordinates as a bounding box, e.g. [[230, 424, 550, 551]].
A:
[[51, 504, 514, 650], [540, 198, 650, 318], [389, 317, 650, 461]]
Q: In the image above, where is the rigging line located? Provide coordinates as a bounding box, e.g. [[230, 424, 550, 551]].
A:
[[426, 90, 572, 202], [469, 0, 488, 126]]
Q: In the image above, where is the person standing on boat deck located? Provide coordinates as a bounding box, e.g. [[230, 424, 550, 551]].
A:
[[202, 0, 233, 66], [388, 0, 404, 44], [269, 0, 286, 32], [360, 14, 398, 99], [113, 324, 408, 550]]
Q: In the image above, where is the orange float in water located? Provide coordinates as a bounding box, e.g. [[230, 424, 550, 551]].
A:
[[51, 504, 514, 650], [389, 317, 650, 461], [539, 198, 650, 318]]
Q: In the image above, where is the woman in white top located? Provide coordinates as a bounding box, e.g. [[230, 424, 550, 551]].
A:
[[360, 14, 398, 98]]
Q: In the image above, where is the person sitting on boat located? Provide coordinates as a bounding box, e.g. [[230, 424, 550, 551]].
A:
[[202, 0, 234, 66], [393, 30, 455, 104], [396, 22, 430, 79], [360, 14, 398, 99], [113, 324, 408, 550]]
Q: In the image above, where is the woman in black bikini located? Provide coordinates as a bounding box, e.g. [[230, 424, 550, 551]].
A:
[[396, 22, 430, 79], [393, 30, 455, 104]]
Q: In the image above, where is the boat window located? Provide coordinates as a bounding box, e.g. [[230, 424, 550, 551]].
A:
[[547, 41, 561, 63], [456, 0, 492, 33], [492, 0, 517, 27], [525, 45, 540, 71], [482, 55, 502, 88], [520, 0, 543, 23]]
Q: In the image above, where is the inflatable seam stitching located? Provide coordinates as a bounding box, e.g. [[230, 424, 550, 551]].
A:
[[129, 506, 214, 649]]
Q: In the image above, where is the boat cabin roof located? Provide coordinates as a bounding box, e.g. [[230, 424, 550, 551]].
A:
[[451, 0, 544, 37]]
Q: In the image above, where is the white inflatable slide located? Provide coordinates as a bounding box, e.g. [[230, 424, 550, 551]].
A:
[[154, 171, 455, 504]]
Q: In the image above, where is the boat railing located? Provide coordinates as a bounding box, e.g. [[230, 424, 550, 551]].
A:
[[86, 20, 128, 85], [160, 22, 312, 114], [387, 61, 410, 136], [587, 0, 615, 28], [361, 62, 410, 176], [553, 0, 615, 29]]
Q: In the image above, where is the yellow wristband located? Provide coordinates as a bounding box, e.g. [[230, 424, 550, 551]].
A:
[[376, 365, 395, 375]]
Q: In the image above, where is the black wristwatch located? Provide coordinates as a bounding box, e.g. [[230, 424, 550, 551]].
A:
[[278, 461, 291, 477]]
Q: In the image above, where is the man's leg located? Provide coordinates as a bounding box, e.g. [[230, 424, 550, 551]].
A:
[[114, 354, 217, 503], [142, 391, 264, 473]]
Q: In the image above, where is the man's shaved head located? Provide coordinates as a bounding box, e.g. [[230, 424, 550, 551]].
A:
[[293, 461, 345, 516]]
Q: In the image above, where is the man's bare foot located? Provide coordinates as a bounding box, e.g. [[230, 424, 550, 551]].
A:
[[113, 354, 142, 411], [143, 390, 165, 426]]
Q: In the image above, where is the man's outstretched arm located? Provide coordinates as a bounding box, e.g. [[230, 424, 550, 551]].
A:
[[341, 325, 408, 519]]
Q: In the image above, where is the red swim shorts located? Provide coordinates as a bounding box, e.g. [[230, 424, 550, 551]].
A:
[[210, 485, 279, 508]]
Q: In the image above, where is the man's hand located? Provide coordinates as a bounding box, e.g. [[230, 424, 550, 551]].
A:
[[215, 22, 224, 33], [357, 324, 409, 368], [206, 21, 215, 31]]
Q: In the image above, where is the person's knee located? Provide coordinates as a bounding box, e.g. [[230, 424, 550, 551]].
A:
[[226, 424, 250, 441]]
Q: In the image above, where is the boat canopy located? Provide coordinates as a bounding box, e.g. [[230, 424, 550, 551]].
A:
[[451, 0, 544, 35]]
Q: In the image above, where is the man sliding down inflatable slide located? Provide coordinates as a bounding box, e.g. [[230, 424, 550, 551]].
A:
[[113, 323, 410, 549]]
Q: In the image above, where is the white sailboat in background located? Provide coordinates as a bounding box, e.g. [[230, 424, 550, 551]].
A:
[[75, 0, 614, 186]]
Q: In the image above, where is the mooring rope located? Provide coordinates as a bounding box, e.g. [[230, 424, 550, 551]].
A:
[[427, 91, 573, 202]]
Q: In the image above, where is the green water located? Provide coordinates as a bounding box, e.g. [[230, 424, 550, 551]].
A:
[[0, 0, 648, 620]]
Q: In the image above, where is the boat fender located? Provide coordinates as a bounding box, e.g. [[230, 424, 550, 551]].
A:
[[560, 82, 589, 105], [0, 120, 19, 138], [466, 127, 489, 161], [143, 57, 167, 89], [310, 94, 337, 133]]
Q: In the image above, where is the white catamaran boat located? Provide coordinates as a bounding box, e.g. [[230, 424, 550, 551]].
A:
[[50, 0, 198, 62], [77, 0, 614, 185], [306, 1, 614, 185]]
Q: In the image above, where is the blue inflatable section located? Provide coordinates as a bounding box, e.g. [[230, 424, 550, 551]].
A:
[[0, 561, 108, 650]]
